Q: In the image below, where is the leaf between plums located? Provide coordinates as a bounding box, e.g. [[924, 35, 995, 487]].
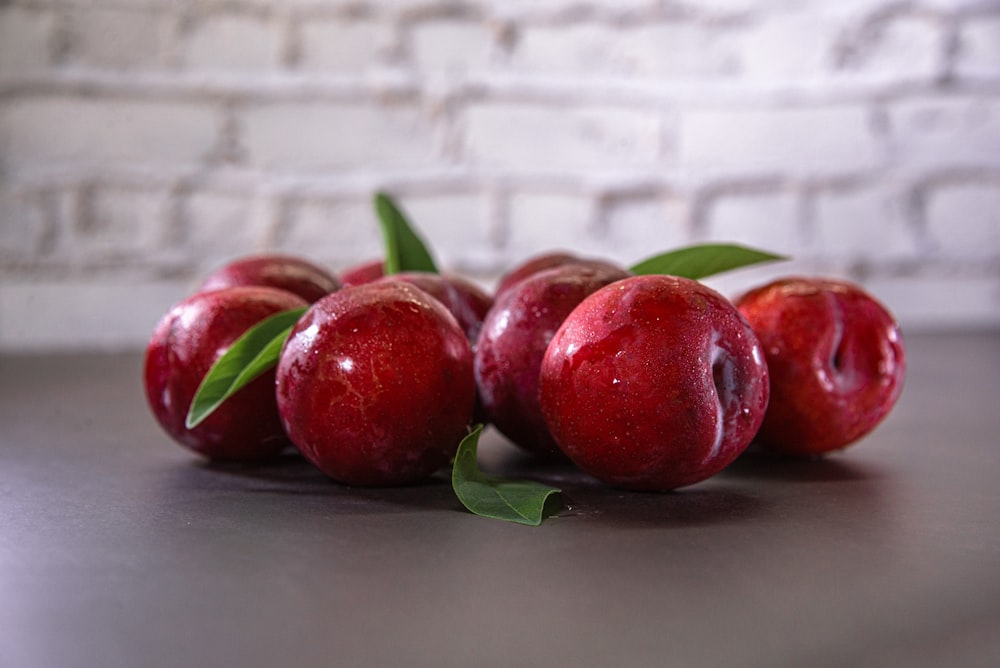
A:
[[185, 306, 307, 429], [630, 244, 786, 279], [452, 425, 562, 526], [374, 192, 439, 275]]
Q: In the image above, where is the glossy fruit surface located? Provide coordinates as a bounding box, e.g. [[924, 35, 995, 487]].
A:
[[276, 282, 475, 486], [736, 277, 905, 456], [339, 259, 385, 288], [199, 254, 341, 303], [475, 263, 631, 458], [144, 286, 309, 461], [539, 275, 769, 491], [374, 272, 492, 346], [494, 251, 622, 300]]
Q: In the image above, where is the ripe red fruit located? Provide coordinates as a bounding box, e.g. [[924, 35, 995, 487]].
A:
[[143, 286, 309, 461], [539, 275, 770, 491], [339, 258, 385, 288], [275, 282, 476, 486], [475, 262, 632, 458], [494, 251, 621, 300], [373, 272, 493, 346], [735, 277, 905, 456], [199, 254, 341, 303]]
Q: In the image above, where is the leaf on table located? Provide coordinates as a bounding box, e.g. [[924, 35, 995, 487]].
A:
[[452, 425, 562, 526]]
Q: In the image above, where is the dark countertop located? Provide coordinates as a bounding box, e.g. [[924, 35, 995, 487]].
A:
[[2, 332, 999, 667]]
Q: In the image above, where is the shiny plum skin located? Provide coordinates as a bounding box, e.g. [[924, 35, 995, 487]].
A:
[[494, 252, 579, 299], [199, 254, 341, 303], [494, 251, 622, 300], [275, 282, 475, 487], [475, 263, 632, 459], [339, 259, 385, 288], [736, 277, 905, 456], [373, 272, 493, 347], [539, 275, 770, 491], [143, 286, 309, 461]]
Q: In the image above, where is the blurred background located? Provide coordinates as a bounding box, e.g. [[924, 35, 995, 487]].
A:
[[0, 0, 997, 351]]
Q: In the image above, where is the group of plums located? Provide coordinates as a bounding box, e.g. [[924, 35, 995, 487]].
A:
[[144, 250, 906, 492]]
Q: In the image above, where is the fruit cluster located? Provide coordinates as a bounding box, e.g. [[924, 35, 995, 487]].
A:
[[143, 194, 906, 522]]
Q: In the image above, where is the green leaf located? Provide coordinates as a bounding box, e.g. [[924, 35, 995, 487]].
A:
[[629, 243, 787, 279], [185, 306, 308, 429], [374, 192, 439, 275], [452, 425, 562, 526]]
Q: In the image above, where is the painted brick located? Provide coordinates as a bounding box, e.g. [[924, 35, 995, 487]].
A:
[[956, 17, 1000, 80], [298, 19, 387, 72], [679, 106, 882, 177], [703, 191, 803, 257], [0, 97, 217, 172], [511, 23, 734, 80], [862, 275, 1000, 330], [0, 7, 53, 74], [179, 14, 283, 72], [835, 16, 942, 83], [65, 8, 168, 69], [603, 195, 690, 267], [0, 279, 191, 351], [813, 186, 920, 260], [0, 188, 47, 256], [463, 104, 661, 171], [399, 193, 492, 271], [241, 102, 438, 171], [925, 183, 1000, 261], [68, 185, 169, 259], [505, 192, 605, 258], [734, 10, 838, 83], [889, 97, 1000, 168], [281, 198, 383, 268], [182, 189, 276, 268], [410, 21, 495, 73]]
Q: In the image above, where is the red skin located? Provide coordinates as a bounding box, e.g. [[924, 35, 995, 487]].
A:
[[144, 286, 309, 461], [475, 263, 632, 459], [373, 272, 493, 346], [735, 277, 905, 456], [494, 251, 621, 300], [199, 254, 341, 303], [539, 275, 770, 491], [276, 282, 475, 487], [339, 259, 385, 288]]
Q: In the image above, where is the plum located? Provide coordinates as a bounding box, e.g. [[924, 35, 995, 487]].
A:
[[144, 286, 309, 461], [539, 275, 770, 491], [736, 277, 905, 456], [475, 262, 631, 458], [199, 254, 340, 303], [275, 282, 475, 486]]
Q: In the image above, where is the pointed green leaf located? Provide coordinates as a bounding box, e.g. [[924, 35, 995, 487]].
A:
[[630, 243, 787, 279], [374, 192, 439, 275], [452, 425, 561, 526], [185, 306, 307, 429]]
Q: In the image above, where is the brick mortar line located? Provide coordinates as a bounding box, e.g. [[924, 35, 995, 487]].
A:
[[2, 70, 999, 107], [6, 0, 1000, 21], [1, 254, 996, 280], [0, 1, 750, 24], [5, 164, 1000, 196]]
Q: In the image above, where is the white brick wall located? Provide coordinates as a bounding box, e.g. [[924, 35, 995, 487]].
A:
[[462, 104, 662, 171], [1, 0, 998, 351], [0, 7, 53, 74], [679, 106, 883, 177]]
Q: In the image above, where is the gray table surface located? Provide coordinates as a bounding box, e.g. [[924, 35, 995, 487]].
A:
[[2, 332, 999, 668]]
